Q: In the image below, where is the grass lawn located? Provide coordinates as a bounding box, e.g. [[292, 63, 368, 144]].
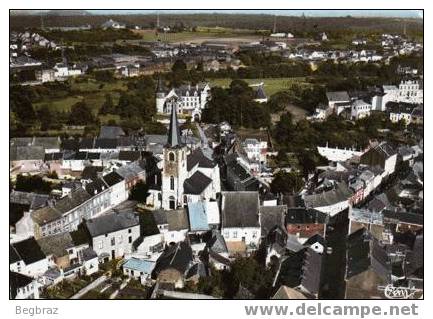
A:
[[33, 78, 126, 114], [209, 77, 310, 97]]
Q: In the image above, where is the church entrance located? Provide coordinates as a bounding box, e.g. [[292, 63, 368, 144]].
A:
[[169, 196, 176, 210]]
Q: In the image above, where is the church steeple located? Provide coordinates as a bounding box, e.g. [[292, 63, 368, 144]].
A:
[[166, 103, 182, 148]]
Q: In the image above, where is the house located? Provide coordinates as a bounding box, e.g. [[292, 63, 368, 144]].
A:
[[351, 99, 372, 120], [260, 205, 287, 238], [187, 201, 210, 233], [205, 230, 230, 270], [99, 126, 125, 139], [253, 84, 268, 103], [152, 209, 189, 245], [152, 241, 194, 289], [101, 19, 126, 29], [325, 91, 351, 115], [360, 142, 397, 176], [122, 258, 156, 283], [220, 192, 261, 255], [35, 68, 55, 83], [37, 233, 75, 269], [275, 247, 324, 298], [115, 160, 147, 190], [303, 183, 353, 217], [10, 145, 45, 174], [242, 138, 268, 164], [10, 272, 40, 299], [317, 145, 363, 162], [345, 228, 388, 299], [388, 103, 418, 125], [10, 237, 50, 277], [285, 208, 328, 241], [85, 211, 140, 261]]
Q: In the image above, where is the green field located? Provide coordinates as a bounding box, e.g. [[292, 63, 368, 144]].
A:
[[209, 77, 310, 97], [33, 78, 127, 114], [132, 28, 262, 43]]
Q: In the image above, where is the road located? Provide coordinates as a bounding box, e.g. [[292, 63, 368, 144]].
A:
[[70, 275, 108, 299], [196, 123, 209, 149]]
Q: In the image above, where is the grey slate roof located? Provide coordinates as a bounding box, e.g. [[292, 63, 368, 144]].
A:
[[285, 208, 328, 225], [102, 171, 124, 187], [300, 248, 324, 295], [255, 85, 267, 99], [183, 171, 212, 195], [99, 126, 125, 139], [326, 91, 350, 102], [37, 233, 74, 257], [303, 182, 352, 209], [152, 241, 194, 277], [10, 145, 45, 161], [10, 237, 46, 265], [85, 211, 139, 237], [10, 191, 49, 210], [54, 188, 92, 214], [259, 205, 287, 237], [187, 148, 216, 171], [206, 230, 228, 254], [221, 191, 260, 228]]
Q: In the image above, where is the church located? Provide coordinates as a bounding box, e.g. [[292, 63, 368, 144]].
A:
[[155, 78, 210, 121], [146, 104, 221, 210]]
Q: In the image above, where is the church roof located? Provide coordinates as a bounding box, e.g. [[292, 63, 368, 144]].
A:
[[166, 104, 183, 148]]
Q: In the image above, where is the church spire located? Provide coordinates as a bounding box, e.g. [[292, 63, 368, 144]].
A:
[[166, 103, 182, 148]]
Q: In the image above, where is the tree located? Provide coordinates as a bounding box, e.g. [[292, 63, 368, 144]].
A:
[[99, 93, 115, 115], [129, 181, 149, 203], [68, 101, 96, 125], [15, 175, 53, 194], [171, 59, 187, 73], [270, 171, 304, 194]]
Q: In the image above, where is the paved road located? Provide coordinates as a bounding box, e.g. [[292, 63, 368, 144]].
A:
[[196, 123, 208, 149], [70, 275, 108, 299]]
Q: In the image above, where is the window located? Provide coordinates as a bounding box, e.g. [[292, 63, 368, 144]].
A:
[[128, 236, 132, 243], [99, 241, 103, 249], [169, 152, 175, 162], [170, 176, 175, 190], [223, 230, 229, 238], [128, 229, 132, 233], [111, 237, 115, 246], [233, 231, 238, 238], [118, 235, 123, 244]]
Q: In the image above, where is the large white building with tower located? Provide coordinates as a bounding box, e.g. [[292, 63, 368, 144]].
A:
[[156, 78, 211, 121]]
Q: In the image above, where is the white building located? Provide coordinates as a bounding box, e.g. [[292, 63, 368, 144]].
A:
[[10, 272, 40, 299], [317, 145, 363, 162], [243, 138, 268, 164], [156, 80, 210, 120], [351, 99, 372, 120], [10, 237, 50, 278], [85, 212, 140, 261], [221, 192, 261, 251], [303, 182, 352, 217]]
